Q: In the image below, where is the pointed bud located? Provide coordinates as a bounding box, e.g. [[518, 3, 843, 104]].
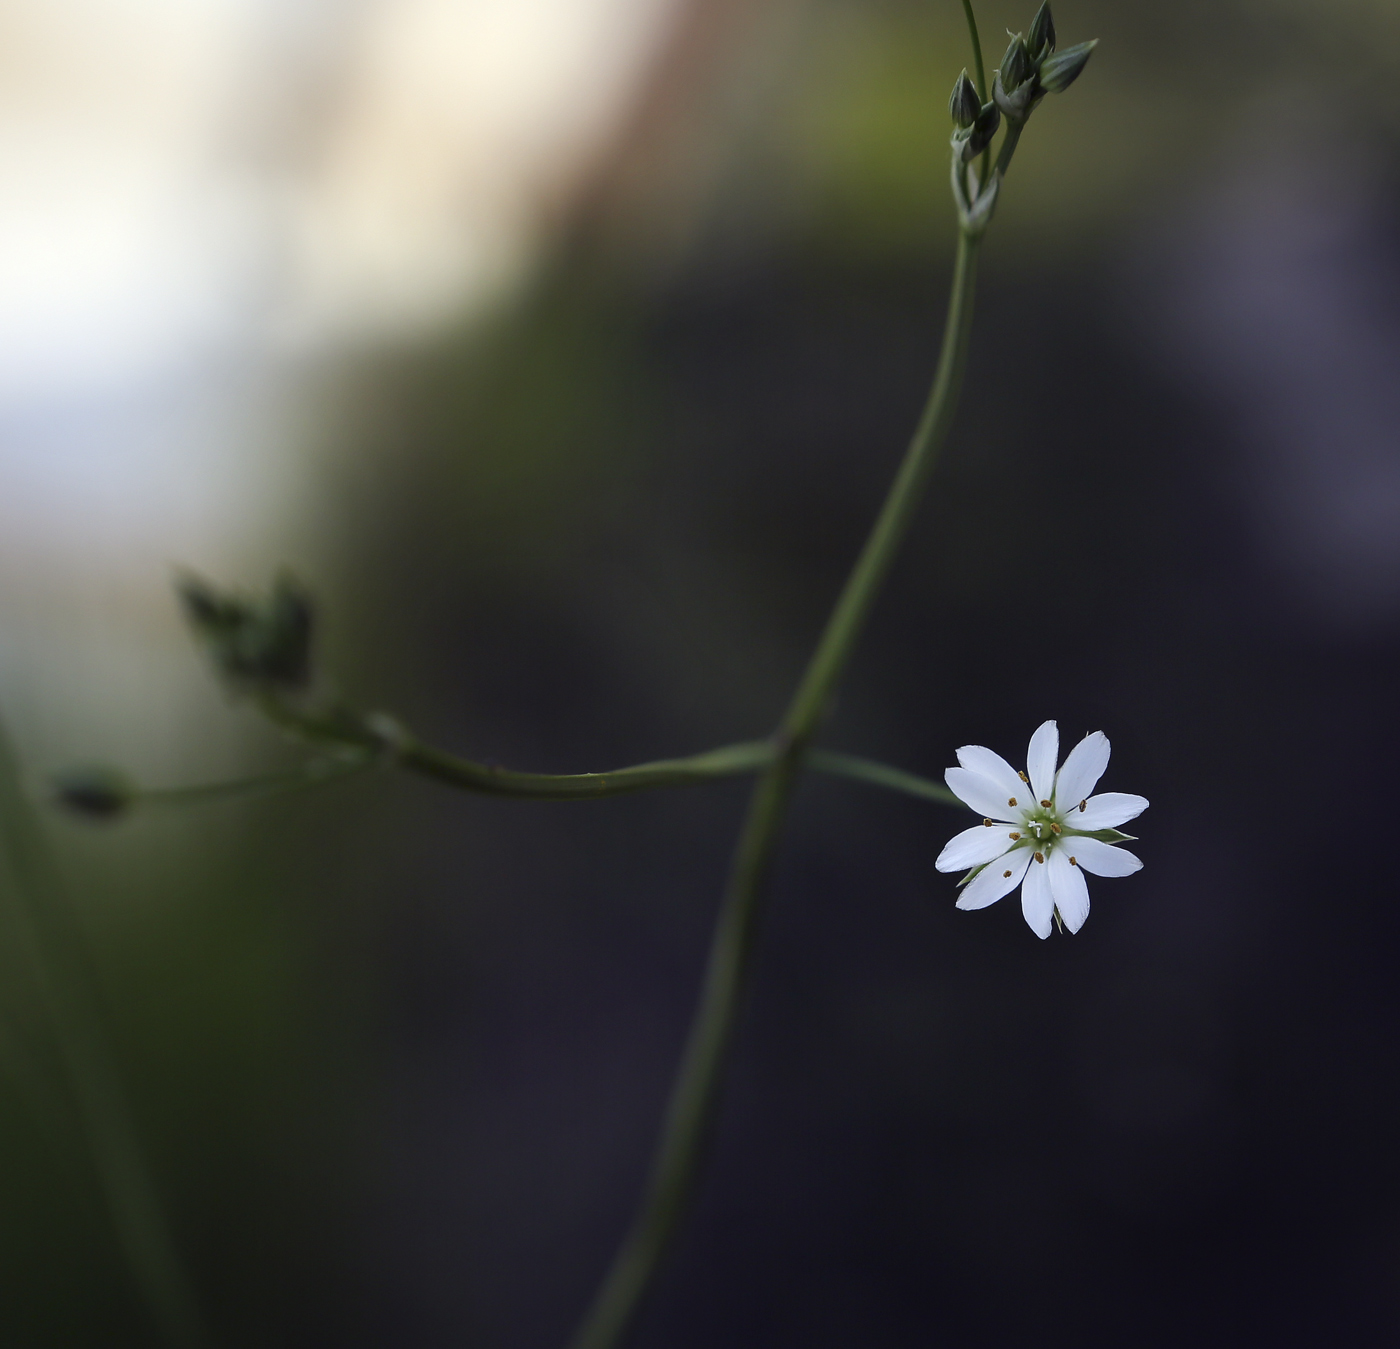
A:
[[1027, 2, 1056, 59], [1038, 38, 1096, 93], [177, 571, 314, 693], [949, 70, 980, 128], [1000, 32, 1033, 92], [954, 100, 1001, 163], [53, 766, 134, 821]]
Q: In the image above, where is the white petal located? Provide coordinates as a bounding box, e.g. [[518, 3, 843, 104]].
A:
[[1048, 848, 1090, 933], [954, 745, 1025, 804], [1025, 721, 1059, 805], [1061, 836, 1142, 877], [1054, 731, 1110, 809], [1070, 793, 1149, 831], [944, 767, 1022, 821], [955, 847, 1032, 911], [935, 823, 1017, 873], [1020, 850, 1055, 939]]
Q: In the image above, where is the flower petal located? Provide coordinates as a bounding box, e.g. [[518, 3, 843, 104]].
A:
[[944, 767, 1022, 821], [1070, 792, 1149, 831], [1020, 850, 1055, 939], [955, 745, 1025, 804], [1054, 730, 1110, 809], [1026, 720, 1059, 804], [1048, 848, 1090, 933], [1062, 836, 1142, 877], [955, 846, 1032, 911], [936, 823, 1017, 873]]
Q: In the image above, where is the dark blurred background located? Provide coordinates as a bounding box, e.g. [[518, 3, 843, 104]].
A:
[[3, 0, 1400, 1343]]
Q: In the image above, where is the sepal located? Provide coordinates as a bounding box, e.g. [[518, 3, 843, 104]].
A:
[[950, 156, 1001, 237], [951, 100, 1001, 163]]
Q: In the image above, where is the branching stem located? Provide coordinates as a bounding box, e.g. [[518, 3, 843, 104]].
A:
[[567, 231, 982, 1349]]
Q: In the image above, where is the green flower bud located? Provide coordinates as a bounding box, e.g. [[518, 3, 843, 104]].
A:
[[948, 70, 980, 129], [999, 32, 1033, 92], [177, 571, 314, 693], [952, 100, 1001, 163], [1027, 2, 1056, 60], [1038, 39, 1097, 94], [53, 766, 134, 821]]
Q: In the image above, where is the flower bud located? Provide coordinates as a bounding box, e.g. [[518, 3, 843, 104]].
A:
[[1027, 2, 1056, 60], [952, 100, 1001, 163], [948, 70, 980, 128], [999, 32, 1033, 92], [53, 766, 134, 821], [177, 571, 314, 693], [1037, 39, 1097, 93]]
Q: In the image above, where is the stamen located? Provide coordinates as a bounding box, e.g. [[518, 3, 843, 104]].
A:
[[1069, 856, 1077, 866], [1002, 869, 1012, 878], [983, 818, 993, 827], [1009, 832, 1021, 841], [1008, 796, 1017, 807], [1034, 851, 1045, 863], [1040, 799, 1052, 808], [1018, 771, 1029, 782], [1050, 823, 1061, 834], [1078, 800, 1086, 812]]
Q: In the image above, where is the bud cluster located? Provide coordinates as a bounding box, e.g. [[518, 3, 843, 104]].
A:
[[177, 571, 314, 694], [991, 2, 1096, 124]]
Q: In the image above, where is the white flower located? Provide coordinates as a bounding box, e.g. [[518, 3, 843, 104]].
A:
[[935, 721, 1147, 939]]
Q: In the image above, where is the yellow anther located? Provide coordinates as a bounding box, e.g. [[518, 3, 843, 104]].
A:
[[1050, 823, 1061, 834], [1002, 869, 1012, 878], [983, 818, 993, 826], [1018, 770, 1029, 782], [1078, 800, 1086, 812], [1008, 796, 1017, 807], [1040, 799, 1052, 808], [1069, 856, 1077, 866], [1009, 831, 1021, 840], [1034, 851, 1045, 863]]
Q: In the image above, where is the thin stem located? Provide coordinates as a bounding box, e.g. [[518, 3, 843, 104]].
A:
[[568, 231, 983, 1349], [806, 749, 960, 806], [138, 755, 372, 810], [960, 0, 993, 196], [0, 718, 208, 1348], [960, 0, 987, 100]]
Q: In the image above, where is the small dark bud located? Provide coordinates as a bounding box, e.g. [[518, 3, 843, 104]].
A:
[[53, 766, 134, 821], [1027, 2, 1056, 59], [949, 70, 980, 128], [1000, 32, 1033, 92], [1038, 39, 1096, 93], [953, 100, 1001, 163], [176, 571, 314, 693]]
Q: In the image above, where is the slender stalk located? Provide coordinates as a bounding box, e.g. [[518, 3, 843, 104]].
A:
[[254, 704, 962, 808], [806, 749, 959, 806], [138, 755, 372, 810], [960, 0, 993, 196], [567, 231, 982, 1349], [0, 718, 208, 1348], [960, 0, 987, 99]]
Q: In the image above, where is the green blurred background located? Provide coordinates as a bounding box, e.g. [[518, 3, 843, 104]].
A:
[[4, 0, 1400, 1342]]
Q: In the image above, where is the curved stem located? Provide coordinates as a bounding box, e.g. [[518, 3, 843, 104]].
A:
[[806, 749, 960, 806], [568, 231, 982, 1349], [137, 755, 373, 810]]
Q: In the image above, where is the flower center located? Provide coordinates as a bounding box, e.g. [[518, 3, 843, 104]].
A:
[[1021, 803, 1062, 849]]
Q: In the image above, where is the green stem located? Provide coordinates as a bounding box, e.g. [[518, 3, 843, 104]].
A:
[[567, 230, 982, 1349], [806, 749, 959, 806], [960, 0, 987, 100], [138, 755, 372, 810], [0, 718, 208, 1348]]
